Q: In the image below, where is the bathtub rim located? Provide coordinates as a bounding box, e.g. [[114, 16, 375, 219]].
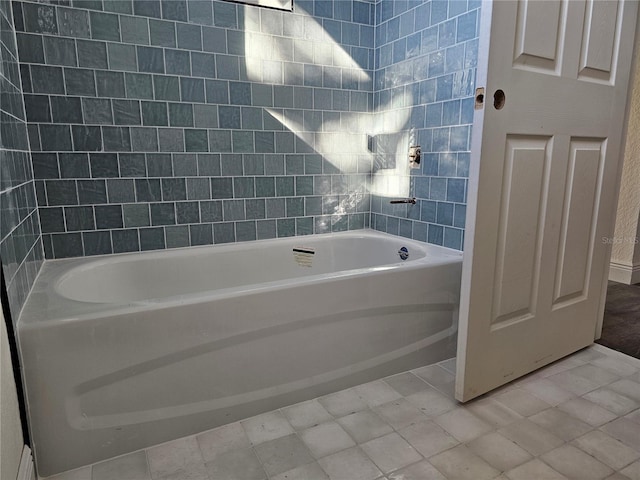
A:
[[19, 230, 462, 328]]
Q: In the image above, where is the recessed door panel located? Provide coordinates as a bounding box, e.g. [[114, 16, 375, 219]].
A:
[[579, 0, 620, 82], [514, 0, 564, 73], [553, 139, 605, 306], [492, 136, 550, 326]]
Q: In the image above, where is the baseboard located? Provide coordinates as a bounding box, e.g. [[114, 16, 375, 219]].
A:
[[608, 261, 640, 284], [17, 446, 35, 480]]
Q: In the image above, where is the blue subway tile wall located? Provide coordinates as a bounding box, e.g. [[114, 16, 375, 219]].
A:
[[0, 0, 43, 318], [15, 0, 375, 258], [370, 0, 478, 250]]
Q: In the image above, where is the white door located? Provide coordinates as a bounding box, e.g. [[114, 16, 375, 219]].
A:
[[456, 0, 639, 402]]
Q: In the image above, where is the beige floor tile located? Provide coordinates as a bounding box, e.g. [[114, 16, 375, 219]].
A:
[[537, 356, 586, 377], [204, 448, 266, 480], [584, 388, 640, 415], [433, 407, 493, 443], [467, 432, 532, 472], [429, 445, 499, 480], [621, 460, 640, 480], [154, 467, 209, 480], [271, 462, 329, 480], [590, 356, 639, 378], [318, 388, 369, 417], [318, 447, 383, 480], [253, 433, 314, 477], [44, 466, 91, 480], [354, 380, 403, 408], [465, 398, 523, 428], [573, 430, 640, 470], [241, 411, 294, 445], [541, 444, 614, 480], [608, 379, 640, 403], [505, 459, 569, 480], [404, 387, 458, 417], [147, 436, 205, 479], [439, 357, 456, 375], [498, 418, 564, 456], [398, 419, 459, 458], [360, 432, 422, 474], [573, 347, 607, 363], [384, 372, 431, 396], [547, 369, 602, 395], [605, 473, 634, 480], [197, 422, 252, 462], [412, 365, 455, 397], [300, 421, 356, 459], [521, 378, 576, 406], [557, 397, 618, 427], [600, 417, 640, 451], [373, 398, 427, 430], [336, 409, 393, 444], [529, 407, 593, 441], [387, 460, 446, 480], [92, 451, 150, 480], [282, 400, 334, 431], [493, 388, 552, 417], [571, 364, 621, 388]]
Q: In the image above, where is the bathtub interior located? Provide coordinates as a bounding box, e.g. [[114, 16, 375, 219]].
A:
[[54, 231, 459, 304]]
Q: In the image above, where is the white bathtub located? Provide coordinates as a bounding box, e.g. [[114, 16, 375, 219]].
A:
[[18, 230, 462, 476]]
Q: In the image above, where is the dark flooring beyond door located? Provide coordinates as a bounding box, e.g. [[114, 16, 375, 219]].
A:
[[596, 281, 640, 359]]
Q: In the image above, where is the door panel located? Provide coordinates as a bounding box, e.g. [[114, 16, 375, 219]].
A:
[[492, 136, 550, 325], [579, 0, 620, 81], [514, 0, 564, 72], [553, 139, 604, 305], [456, 0, 638, 402]]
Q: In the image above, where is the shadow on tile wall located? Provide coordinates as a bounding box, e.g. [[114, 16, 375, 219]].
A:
[[11, 0, 478, 261], [370, 0, 479, 250], [0, 0, 43, 318], [14, 0, 375, 259]]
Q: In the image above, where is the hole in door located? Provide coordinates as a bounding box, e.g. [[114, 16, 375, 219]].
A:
[[494, 89, 506, 110]]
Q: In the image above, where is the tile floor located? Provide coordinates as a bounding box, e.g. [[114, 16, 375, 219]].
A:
[[44, 345, 640, 480]]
